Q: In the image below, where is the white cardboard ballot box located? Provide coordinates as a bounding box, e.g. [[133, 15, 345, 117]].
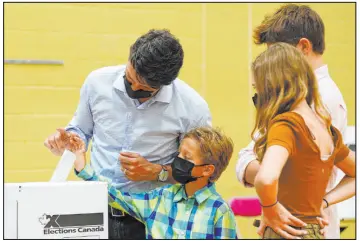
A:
[[4, 181, 109, 239]]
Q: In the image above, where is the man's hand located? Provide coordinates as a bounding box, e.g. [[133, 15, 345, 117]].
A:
[[44, 128, 79, 156], [119, 152, 162, 181], [258, 202, 308, 239]]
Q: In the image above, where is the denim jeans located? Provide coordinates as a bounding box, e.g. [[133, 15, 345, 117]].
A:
[[108, 209, 146, 239]]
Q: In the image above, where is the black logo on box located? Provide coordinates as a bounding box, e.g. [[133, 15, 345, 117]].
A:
[[39, 213, 104, 235]]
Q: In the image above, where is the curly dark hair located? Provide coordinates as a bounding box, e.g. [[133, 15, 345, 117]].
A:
[[129, 29, 184, 88]]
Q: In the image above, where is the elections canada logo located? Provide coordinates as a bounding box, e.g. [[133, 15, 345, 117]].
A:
[[39, 213, 104, 235]]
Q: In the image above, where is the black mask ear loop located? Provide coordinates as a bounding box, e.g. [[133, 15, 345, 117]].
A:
[[191, 163, 211, 180], [252, 93, 258, 107]]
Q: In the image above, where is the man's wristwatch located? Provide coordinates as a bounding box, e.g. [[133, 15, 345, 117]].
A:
[[158, 165, 169, 182]]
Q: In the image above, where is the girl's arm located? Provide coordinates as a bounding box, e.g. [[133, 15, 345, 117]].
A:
[[323, 151, 355, 207], [254, 145, 287, 206], [254, 145, 307, 239]]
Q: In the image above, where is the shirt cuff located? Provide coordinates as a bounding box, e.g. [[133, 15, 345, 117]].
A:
[[75, 164, 95, 180], [242, 161, 255, 188], [236, 155, 256, 188]]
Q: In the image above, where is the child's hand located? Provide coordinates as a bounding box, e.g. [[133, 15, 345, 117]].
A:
[[55, 128, 84, 155], [67, 135, 86, 156], [66, 135, 86, 172], [54, 129, 86, 171]]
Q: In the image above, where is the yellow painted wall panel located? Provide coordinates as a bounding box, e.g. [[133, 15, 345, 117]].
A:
[[5, 142, 60, 170], [5, 87, 79, 114], [65, 3, 202, 11], [177, 39, 202, 93], [5, 65, 68, 86], [5, 169, 54, 183], [204, 4, 255, 202], [4, 63, 91, 87], [4, 3, 202, 38], [5, 115, 71, 141], [4, 30, 133, 60]]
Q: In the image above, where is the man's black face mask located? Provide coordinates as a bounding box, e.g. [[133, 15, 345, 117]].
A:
[[123, 75, 155, 99]]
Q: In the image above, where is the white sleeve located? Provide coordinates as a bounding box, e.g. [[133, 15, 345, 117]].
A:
[[319, 80, 348, 137], [235, 139, 257, 188], [324, 96, 348, 137]]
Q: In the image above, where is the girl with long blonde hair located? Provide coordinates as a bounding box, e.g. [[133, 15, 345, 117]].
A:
[[252, 43, 355, 239]]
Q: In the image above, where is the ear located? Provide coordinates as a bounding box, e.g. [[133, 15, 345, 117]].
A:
[[202, 164, 215, 178], [296, 38, 313, 55]]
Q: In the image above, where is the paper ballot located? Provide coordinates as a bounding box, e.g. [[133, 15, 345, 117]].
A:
[[50, 150, 76, 182]]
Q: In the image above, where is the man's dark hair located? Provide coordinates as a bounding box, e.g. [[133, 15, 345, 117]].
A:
[[253, 4, 325, 54], [129, 29, 184, 88]]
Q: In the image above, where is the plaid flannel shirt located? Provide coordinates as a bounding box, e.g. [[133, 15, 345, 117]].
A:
[[77, 164, 237, 239]]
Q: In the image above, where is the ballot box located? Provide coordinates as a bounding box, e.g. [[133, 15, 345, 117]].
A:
[[4, 181, 108, 239]]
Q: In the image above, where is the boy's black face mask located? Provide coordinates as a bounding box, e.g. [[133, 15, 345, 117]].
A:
[[123, 75, 155, 99], [171, 154, 207, 184]]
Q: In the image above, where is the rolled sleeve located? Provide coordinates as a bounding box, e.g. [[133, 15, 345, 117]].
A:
[[66, 74, 94, 149], [76, 164, 96, 180], [236, 139, 257, 188]]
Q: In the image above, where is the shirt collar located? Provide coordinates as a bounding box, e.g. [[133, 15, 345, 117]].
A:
[[173, 185, 187, 203], [314, 64, 329, 81], [152, 84, 173, 103], [173, 182, 217, 205], [112, 70, 173, 104], [113, 70, 126, 92]]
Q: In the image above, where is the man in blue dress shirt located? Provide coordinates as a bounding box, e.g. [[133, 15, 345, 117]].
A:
[[44, 29, 212, 239]]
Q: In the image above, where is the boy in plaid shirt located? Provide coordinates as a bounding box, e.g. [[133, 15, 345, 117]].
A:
[[67, 126, 237, 239]]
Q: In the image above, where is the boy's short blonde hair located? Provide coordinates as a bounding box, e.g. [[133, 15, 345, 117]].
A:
[[184, 127, 234, 182]]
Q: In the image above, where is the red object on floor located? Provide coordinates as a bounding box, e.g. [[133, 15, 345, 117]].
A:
[[229, 197, 262, 217]]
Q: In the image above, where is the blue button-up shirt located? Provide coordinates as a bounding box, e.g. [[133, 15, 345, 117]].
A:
[[66, 65, 212, 193]]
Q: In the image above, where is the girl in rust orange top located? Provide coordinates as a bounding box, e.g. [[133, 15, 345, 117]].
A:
[[252, 43, 355, 239]]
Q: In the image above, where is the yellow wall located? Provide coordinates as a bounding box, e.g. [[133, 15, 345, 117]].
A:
[[4, 3, 355, 238]]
